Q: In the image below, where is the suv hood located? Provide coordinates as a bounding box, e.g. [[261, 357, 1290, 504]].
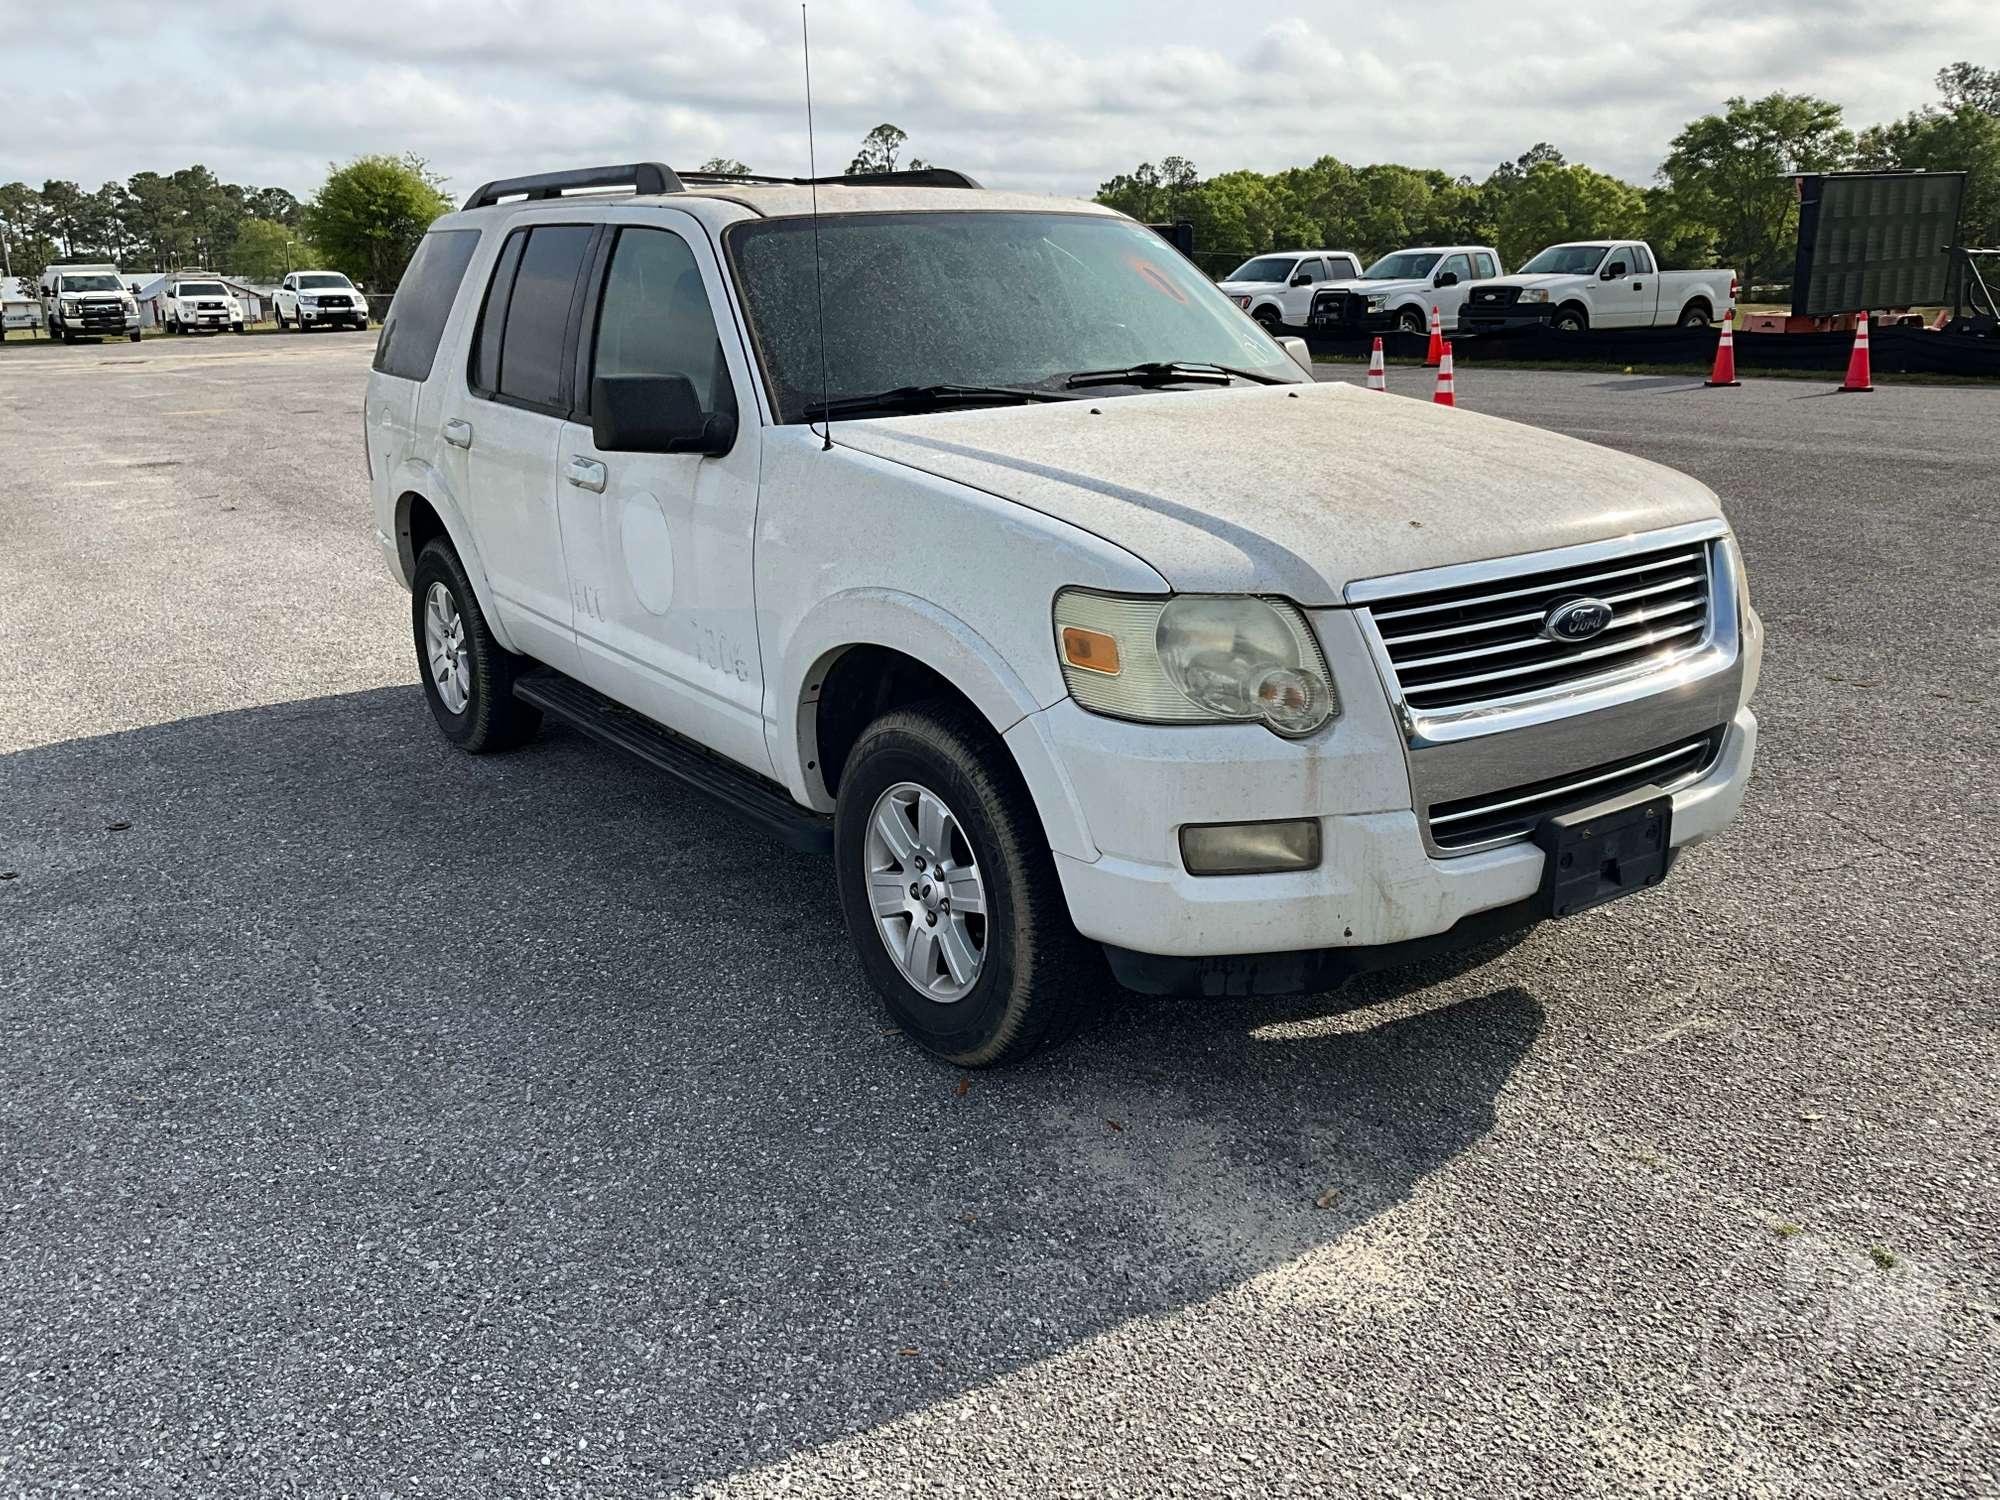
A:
[[833, 381, 1723, 604]]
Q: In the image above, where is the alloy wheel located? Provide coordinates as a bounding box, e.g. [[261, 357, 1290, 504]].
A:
[[864, 781, 988, 1002], [423, 581, 471, 714]]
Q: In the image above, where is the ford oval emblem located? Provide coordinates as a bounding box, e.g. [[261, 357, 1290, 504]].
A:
[[1544, 597, 1615, 642]]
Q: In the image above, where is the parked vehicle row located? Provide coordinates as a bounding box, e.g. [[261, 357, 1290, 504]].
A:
[[1238, 238, 1742, 337], [367, 161, 1760, 1067]]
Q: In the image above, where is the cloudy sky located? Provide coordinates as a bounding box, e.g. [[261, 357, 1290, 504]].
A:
[[5, 0, 1995, 201]]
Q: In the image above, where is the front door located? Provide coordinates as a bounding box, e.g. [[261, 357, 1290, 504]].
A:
[[442, 220, 599, 671], [1595, 245, 1654, 328], [1280, 256, 1328, 323], [556, 214, 771, 776], [1432, 252, 1476, 323]]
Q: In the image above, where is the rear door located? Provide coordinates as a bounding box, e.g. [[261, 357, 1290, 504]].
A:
[[554, 210, 771, 774], [438, 218, 600, 672]]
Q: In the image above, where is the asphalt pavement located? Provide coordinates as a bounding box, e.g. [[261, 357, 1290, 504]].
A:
[[2, 335, 1996, 1498]]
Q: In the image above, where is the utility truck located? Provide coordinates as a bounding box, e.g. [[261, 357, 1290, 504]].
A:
[[39, 263, 141, 342], [366, 162, 1760, 1066], [1460, 242, 1737, 334]]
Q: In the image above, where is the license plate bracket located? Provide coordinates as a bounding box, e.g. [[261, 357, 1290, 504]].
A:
[[1533, 786, 1674, 919]]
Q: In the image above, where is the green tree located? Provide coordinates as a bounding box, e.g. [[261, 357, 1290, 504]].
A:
[[844, 124, 908, 176], [1658, 92, 1854, 292], [1937, 61, 2000, 117], [245, 186, 303, 225], [1491, 160, 1646, 268], [230, 217, 321, 282], [696, 157, 753, 175], [304, 154, 451, 290], [37, 180, 86, 257]]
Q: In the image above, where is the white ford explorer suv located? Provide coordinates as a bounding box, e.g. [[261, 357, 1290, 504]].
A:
[[275, 270, 370, 331], [366, 162, 1762, 1067]]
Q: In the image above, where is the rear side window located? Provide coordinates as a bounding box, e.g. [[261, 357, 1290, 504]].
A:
[[469, 231, 528, 396], [490, 224, 594, 410], [1631, 245, 1657, 275], [373, 228, 480, 382]]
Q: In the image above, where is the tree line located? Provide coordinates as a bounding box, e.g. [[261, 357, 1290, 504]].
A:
[[0, 154, 452, 289], [1095, 64, 2000, 291]]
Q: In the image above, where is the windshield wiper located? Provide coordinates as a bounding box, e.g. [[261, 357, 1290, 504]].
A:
[[1062, 360, 1289, 389], [803, 383, 1071, 420]]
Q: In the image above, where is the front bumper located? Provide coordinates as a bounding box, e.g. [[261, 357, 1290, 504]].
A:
[[1055, 705, 1756, 990], [1458, 307, 1554, 333]]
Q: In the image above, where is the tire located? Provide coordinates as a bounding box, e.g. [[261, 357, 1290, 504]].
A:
[[233, 323, 245, 335], [1677, 302, 1712, 329], [1396, 305, 1428, 337], [129, 330, 141, 343], [1252, 306, 1283, 333], [1552, 305, 1589, 334], [834, 701, 1097, 1067], [410, 538, 542, 753]]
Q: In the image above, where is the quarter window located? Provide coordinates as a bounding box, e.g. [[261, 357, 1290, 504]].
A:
[[373, 228, 480, 383], [1474, 252, 1498, 279], [1631, 245, 1656, 275], [589, 227, 736, 418], [469, 230, 528, 396]]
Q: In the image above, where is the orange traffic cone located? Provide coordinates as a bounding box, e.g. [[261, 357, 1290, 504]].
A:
[[1704, 307, 1740, 387], [1840, 311, 1873, 393], [1365, 336, 1387, 391], [1424, 306, 1444, 367], [1433, 342, 1456, 406]]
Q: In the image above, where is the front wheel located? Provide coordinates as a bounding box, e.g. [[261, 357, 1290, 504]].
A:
[[129, 330, 141, 343], [1396, 305, 1428, 337], [834, 702, 1095, 1067], [1551, 306, 1589, 334], [1252, 307, 1283, 334], [410, 539, 541, 752]]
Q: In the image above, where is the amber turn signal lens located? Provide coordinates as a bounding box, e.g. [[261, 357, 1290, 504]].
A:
[[1061, 626, 1121, 676]]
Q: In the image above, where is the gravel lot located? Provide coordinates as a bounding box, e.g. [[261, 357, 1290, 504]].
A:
[[2, 336, 1996, 1498]]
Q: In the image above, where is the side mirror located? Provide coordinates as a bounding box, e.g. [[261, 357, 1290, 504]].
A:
[[1602, 262, 1626, 280], [1278, 335, 1314, 375], [1289, 272, 1313, 287], [1436, 271, 1459, 287], [592, 374, 735, 456]]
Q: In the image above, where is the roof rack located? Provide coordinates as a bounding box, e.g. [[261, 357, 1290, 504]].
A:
[[461, 162, 984, 210], [461, 162, 685, 212]]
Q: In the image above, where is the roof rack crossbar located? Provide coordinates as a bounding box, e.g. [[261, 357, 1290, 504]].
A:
[[678, 167, 983, 190], [462, 162, 684, 212]]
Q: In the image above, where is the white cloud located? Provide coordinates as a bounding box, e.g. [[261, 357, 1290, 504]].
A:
[[1, 0, 1993, 200]]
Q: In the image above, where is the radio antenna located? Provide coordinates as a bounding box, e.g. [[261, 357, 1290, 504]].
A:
[[802, 4, 833, 451]]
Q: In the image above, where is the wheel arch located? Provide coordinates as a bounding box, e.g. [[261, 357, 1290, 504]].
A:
[[778, 590, 1094, 859], [1555, 299, 1592, 330], [389, 464, 521, 654], [1677, 295, 1714, 325]]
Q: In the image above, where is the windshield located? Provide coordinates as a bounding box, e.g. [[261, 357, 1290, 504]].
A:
[[728, 212, 1301, 423], [298, 274, 352, 289], [1223, 255, 1298, 284], [1518, 244, 1610, 276], [177, 282, 227, 297], [1361, 252, 1441, 280], [61, 274, 121, 293]]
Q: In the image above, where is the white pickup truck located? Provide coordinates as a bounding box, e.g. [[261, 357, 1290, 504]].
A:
[[1215, 250, 1364, 331], [368, 162, 1760, 1066], [38, 263, 141, 342], [1307, 245, 1505, 336], [162, 277, 247, 335], [1459, 242, 1737, 334]]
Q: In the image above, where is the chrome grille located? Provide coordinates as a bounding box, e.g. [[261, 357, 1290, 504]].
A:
[[1361, 541, 1714, 712], [1426, 728, 1723, 851]]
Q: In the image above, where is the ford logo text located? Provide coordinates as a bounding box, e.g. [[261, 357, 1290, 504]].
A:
[[1543, 598, 1615, 642]]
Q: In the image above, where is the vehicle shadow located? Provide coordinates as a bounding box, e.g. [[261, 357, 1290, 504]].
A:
[[0, 687, 1544, 1495]]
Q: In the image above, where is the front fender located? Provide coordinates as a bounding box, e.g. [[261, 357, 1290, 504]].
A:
[[389, 456, 520, 656], [772, 588, 1095, 858]]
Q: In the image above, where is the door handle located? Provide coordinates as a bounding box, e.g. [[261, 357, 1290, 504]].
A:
[[442, 418, 473, 449], [564, 456, 607, 494]]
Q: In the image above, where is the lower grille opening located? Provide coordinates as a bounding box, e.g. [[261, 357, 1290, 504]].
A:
[[1426, 728, 1725, 852]]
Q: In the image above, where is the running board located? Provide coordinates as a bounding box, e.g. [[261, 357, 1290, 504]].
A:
[[513, 670, 833, 856]]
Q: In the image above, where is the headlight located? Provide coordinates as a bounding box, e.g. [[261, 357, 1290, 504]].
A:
[[1053, 590, 1338, 738], [1518, 289, 1551, 304], [61, 298, 79, 314], [1365, 294, 1389, 311]]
